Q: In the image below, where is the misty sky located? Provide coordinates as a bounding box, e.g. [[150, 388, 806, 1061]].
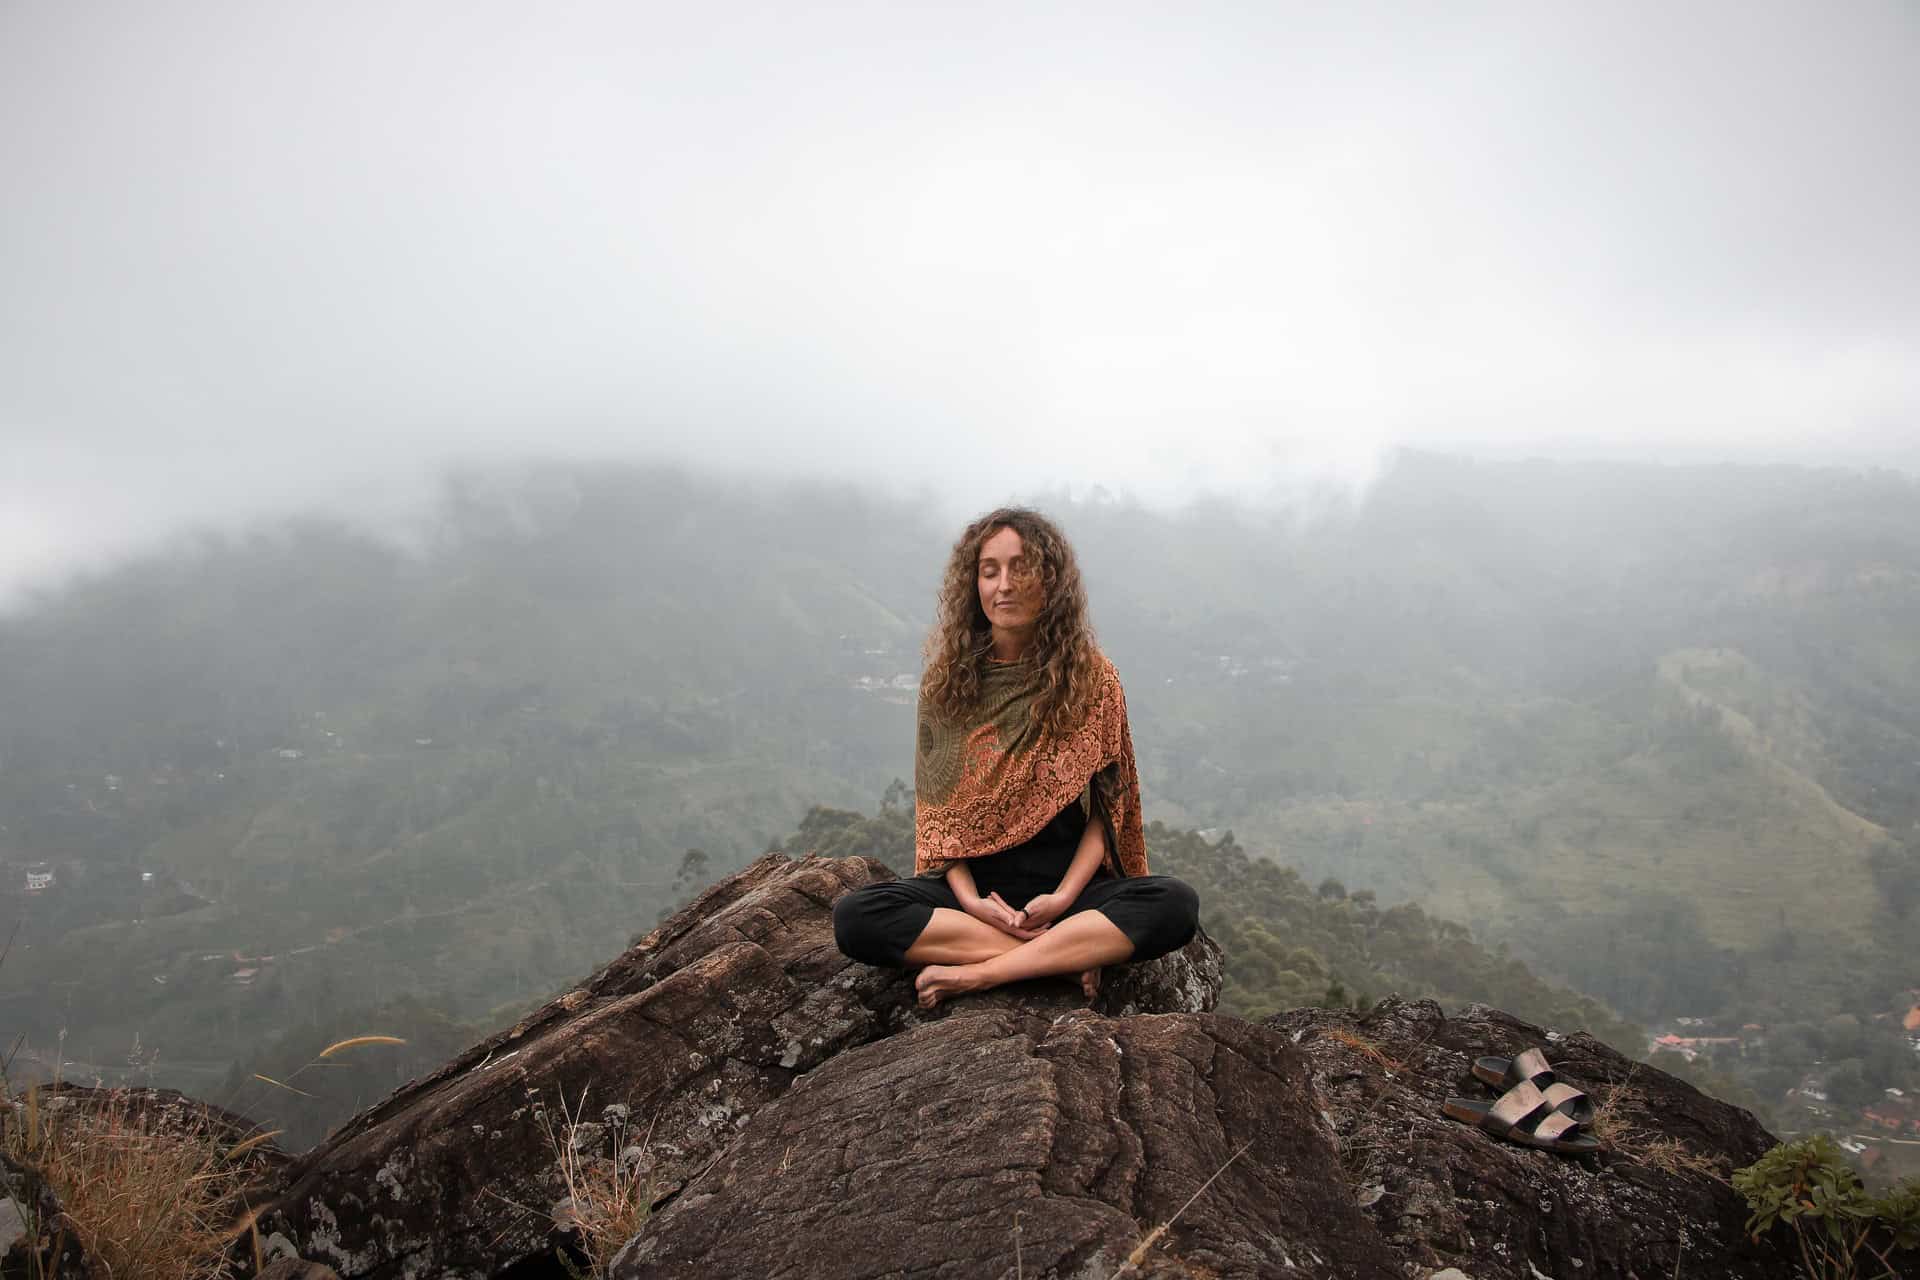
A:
[[3, 1, 1917, 600]]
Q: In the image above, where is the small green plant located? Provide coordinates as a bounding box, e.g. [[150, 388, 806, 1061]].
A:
[[1731, 1135, 1920, 1280]]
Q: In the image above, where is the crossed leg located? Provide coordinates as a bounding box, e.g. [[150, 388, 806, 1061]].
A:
[[913, 909, 1133, 1009], [904, 909, 1102, 1000], [903, 908, 1025, 966]]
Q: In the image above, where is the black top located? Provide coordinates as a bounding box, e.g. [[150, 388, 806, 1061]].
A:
[[954, 799, 1092, 898]]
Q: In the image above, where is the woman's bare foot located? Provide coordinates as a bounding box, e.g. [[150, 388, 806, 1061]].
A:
[[1080, 967, 1102, 1001], [915, 964, 988, 1009]]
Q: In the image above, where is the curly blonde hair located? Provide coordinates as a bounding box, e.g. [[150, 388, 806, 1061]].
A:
[[920, 507, 1102, 741]]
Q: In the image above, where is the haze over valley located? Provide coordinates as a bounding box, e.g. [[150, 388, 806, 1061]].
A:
[[4, 453, 1917, 1152]]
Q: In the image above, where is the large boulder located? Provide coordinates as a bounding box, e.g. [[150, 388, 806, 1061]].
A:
[[605, 994, 1798, 1279], [249, 849, 1797, 1279], [611, 1008, 1401, 1280], [1269, 997, 1793, 1280], [253, 853, 1221, 1278]]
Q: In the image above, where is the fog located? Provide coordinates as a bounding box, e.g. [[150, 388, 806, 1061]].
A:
[[3, 1, 1917, 599]]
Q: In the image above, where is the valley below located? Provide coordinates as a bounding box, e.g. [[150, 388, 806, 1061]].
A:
[[5, 455, 1917, 1174]]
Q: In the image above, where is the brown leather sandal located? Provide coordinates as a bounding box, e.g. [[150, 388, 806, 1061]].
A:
[[1472, 1046, 1594, 1125], [1443, 1078, 1602, 1154]]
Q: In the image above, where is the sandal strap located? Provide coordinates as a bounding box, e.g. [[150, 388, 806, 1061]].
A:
[[1541, 1081, 1588, 1116], [1510, 1046, 1554, 1086], [1486, 1080, 1551, 1139], [1532, 1110, 1585, 1144]]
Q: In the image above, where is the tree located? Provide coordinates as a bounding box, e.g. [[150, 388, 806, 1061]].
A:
[[1825, 1060, 1875, 1112], [675, 847, 710, 885]]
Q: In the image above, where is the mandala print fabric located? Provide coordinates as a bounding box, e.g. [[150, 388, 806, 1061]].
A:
[[913, 653, 1148, 878]]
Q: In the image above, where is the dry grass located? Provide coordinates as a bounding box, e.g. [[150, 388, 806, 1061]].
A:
[[1634, 1134, 1727, 1180], [250, 1032, 412, 1101], [0, 927, 277, 1279], [1113, 1141, 1251, 1279], [1312, 1022, 1422, 1185], [1320, 1027, 1407, 1076], [2, 1083, 260, 1280], [1588, 1074, 1727, 1181], [1588, 1079, 1649, 1148], [538, 1085, 657, 1275]]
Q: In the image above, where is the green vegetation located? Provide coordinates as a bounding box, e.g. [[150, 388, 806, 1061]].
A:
[[1734, 1136, 1920, 1279], [784, 797, 1642, 1046], [1148, 823, 1640, 1042]]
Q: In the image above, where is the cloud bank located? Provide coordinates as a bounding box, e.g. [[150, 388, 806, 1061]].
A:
[[3, 1, 1916, 597]]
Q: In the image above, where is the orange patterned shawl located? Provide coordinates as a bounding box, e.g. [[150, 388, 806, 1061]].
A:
[[913, 652, 1148, 878]]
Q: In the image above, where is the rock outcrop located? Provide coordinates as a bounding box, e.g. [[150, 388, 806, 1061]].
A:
[[246, 852, 1794, 1279], [257, 1261, 342, 1280], [1271, 998, 1790, 1279], [3, 1148, 89, 1280], [252, 853, 1221, 1277], [610, 1009, 1401, 1279]]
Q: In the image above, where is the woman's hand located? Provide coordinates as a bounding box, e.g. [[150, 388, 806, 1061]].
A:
[[1010, 890, 1072, 931], [960, 890, 1049, 940]]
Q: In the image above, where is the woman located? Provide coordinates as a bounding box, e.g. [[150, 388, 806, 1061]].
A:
[[833, 507, 1200, 1009]]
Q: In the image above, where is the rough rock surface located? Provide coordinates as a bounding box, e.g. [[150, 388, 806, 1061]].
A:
[[610, 1008, 1401, 1280], [257, 1261, 343, 1280], [253, 853, 1221, 1278], [3, 1148, 90, 1280], [604, 992, 1798, 1279], [245, 850, 1799, 1279], [1269, 997, 1793, 1279]]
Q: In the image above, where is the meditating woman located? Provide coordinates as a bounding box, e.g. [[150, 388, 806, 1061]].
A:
[[833, 507, 1199, 1009]]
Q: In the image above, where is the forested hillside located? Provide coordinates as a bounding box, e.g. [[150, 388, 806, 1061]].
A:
[[784, 797, 1641, 1041], [3, 454, 1916, 1140]]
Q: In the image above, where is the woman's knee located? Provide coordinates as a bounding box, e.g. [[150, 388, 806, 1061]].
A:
[[832, 890, 874, 959], [833, 886, 903, 966], [1163, 877, 1200, 947]]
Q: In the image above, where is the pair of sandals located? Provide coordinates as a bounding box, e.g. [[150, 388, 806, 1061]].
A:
[[1442, 1047, 1601, 1155]]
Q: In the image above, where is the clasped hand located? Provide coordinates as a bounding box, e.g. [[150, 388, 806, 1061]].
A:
[[964, 889, 1072, 941]]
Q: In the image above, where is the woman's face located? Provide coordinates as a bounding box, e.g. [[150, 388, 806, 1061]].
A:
[[976, 525, 1044, 633]]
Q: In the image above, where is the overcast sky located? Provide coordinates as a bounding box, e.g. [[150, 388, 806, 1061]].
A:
[[3, 1, 1916, 600]]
